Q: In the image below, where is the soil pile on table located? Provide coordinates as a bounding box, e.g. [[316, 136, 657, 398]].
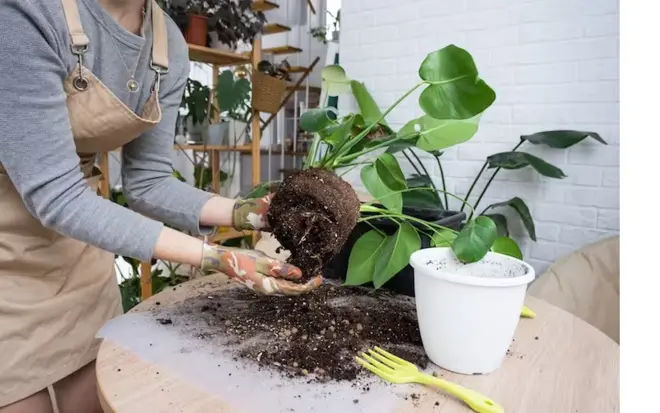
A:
[[160, 283, 428, 382], [267, 168, 360, 280]]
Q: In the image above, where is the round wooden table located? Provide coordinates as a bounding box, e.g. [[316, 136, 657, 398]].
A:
[[96, 274, 619, 413]]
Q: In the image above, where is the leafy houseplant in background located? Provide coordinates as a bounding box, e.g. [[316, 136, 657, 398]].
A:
[[209, 0, 266, 50], [252, 60, 289, 114], [180, 78, 214, 144]]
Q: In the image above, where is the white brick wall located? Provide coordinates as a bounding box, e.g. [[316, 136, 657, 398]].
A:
[[338, 0, 619, 273]]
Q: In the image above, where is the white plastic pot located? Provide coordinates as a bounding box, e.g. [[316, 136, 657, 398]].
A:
[[409, 247, 535, 375]]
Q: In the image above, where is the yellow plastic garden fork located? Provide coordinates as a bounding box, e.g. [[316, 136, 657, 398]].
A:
[[356, 347, 504, 413]]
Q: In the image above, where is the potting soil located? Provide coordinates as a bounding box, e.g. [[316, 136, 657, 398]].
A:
[[156, 282, 428, 382], [267, 168, 360, 281]]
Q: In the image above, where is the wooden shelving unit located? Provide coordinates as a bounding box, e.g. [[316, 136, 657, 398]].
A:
[[263, 23, 291, 35], [251, 0, 279, 12], [263, 45, 303, 55], [188, 44, 250, 67]]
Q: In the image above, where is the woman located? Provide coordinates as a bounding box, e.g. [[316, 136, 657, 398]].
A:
[[0, 0, 321, 411]]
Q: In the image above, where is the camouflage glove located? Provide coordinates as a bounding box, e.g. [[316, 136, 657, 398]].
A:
[[232, 194, 273, 231], [201, 243, 322, 296]]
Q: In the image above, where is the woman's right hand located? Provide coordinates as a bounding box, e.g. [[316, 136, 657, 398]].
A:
[[201, 243, 322, 296]]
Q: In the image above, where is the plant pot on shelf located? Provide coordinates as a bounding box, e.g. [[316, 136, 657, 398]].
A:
[[251, 70, 287, 114], [185, 118, 206, 144], [205, 122, 229, 145], [185, 14, 208, 46], [323, 207, 466, 297], [410, 248, 535, 375]]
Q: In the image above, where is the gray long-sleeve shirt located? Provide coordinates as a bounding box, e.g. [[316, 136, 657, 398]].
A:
[[0, 0, 215, 262]]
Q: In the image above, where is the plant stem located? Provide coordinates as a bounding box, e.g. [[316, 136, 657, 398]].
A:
[[402, 150, 423, 176], [331, 83, 424, 164], [434, 155, 449, 209], [468, 140, 525, 220], [407, 149, 443, 209], [358, 210, 457, 235], [460, 162, 487, 213]]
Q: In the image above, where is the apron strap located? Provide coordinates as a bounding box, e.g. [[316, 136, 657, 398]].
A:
[[61, 0, 90, 49], [150, 0, 169, 71]]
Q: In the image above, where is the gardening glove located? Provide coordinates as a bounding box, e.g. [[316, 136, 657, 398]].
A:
[[201, 243, 323, 296], [232, 194, 273, 231]]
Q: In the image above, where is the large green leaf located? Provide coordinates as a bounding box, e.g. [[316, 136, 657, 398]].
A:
[[402, 174, 442, 210], [300, 108, 336, 132], [375, 153, 406, 191], [417, 45, 496, 120], [361, 164, 402, 212], [350, 81, 386, 126], [400, 114, 481, 151], [491, 236, 523, 260], [431, 230, 457, 247], [486, 197, 536, 241], [452, 216, 498, 263], [521, 130, 606, 148], [483, 213, 509, 237], [487, 151, 566, 179], [373, 222, 421, 288], [345, 230, 387, 286], [322, 64, 352, 96]]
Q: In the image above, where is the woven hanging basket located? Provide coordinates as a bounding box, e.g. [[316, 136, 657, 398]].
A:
[[252, 70, 287, 114]]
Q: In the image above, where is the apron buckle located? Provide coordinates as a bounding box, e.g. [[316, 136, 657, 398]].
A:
[[71, 44, 89, 91], [149, 60, 169, 93]]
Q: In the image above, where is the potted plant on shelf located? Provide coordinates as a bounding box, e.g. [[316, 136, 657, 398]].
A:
[[182, 0, 219, 46], [209, 0, 267, 50], [180, 78, 215, 144]]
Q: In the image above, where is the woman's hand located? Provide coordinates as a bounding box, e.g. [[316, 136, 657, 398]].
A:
[[232, 194, 273, 231], [201, 243, 322, 295]]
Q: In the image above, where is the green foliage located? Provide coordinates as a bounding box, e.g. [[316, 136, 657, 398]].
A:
[[181, 78, 214, 126], [451, 216, 498, 263], [491, 236, 523, 260], [483, 197, 536, 241], [487, 152, 567, 179], [214, 70, 251, 122], [344, 230, 387, 286], [291, 45, 608, 289]]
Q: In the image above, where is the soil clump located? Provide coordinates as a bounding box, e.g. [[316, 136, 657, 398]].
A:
[[267, 168, 360, 280]]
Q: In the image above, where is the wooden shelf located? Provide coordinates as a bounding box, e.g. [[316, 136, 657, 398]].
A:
[[263, 23, 291, 35], [252, 0, 279, 12], [284, 65, 308, 73], [260, 148, 308, 156], [263, 45, 303, 55], [188, 44, 250, 66], [174, 144, 252, 152]]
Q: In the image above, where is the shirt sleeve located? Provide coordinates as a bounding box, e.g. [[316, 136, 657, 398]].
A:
[[0, 0, 164, 262], [120, 27, 215, 235]]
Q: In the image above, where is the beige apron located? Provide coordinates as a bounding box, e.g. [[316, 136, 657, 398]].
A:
[[0, 0, 170, 406]]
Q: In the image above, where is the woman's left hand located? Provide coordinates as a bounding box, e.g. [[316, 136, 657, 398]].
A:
[[232, 194, 273, 231], [201, 243, 322, 296]]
